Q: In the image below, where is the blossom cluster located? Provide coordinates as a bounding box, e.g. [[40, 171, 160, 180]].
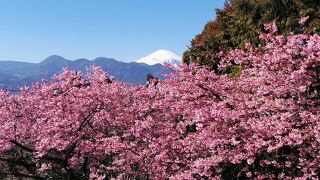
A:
[[0, 23, 319, 179]]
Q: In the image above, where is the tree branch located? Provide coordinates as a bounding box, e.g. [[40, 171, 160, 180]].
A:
[[9, 140, 33, 153], [4, 172, 46, 180], [77, 106, 105, 132], [196, 84, 223, 101]]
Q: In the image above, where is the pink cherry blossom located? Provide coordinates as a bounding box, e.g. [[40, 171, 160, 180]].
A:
[[299, 16, 309, 25], [0, 24, 319, 179]]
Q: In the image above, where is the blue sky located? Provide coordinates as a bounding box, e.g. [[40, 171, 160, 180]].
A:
[[0, 0, 225, 62]]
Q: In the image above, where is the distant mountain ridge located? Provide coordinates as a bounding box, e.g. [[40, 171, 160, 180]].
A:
[[0, 55, 171, 92]]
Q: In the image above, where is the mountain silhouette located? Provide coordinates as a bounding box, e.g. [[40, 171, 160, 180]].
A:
[[0, 56, 171, 92]]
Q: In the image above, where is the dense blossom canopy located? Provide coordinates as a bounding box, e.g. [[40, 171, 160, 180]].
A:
[[0, 23, 319, 179]]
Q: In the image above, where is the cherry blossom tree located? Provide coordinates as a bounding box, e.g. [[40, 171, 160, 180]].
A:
[[0, 22, 319, 179]]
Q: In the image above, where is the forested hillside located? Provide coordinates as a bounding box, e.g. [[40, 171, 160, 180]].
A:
[[183, 0, 320, 70]]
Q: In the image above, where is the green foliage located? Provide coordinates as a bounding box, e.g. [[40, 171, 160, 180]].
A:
[[225, 65, 242, 78], [183, 0, 320, 71]]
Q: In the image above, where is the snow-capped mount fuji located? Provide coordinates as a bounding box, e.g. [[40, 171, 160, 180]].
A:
[[136, 49, 182, 66]]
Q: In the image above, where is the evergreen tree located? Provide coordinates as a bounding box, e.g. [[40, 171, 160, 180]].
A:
[[183, 0, 320, 70]]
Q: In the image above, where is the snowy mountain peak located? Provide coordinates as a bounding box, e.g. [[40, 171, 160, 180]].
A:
[[136, 49, 182, 66]]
